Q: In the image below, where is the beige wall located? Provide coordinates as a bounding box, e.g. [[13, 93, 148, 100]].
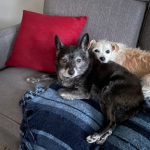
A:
[[0, 0, 44, 30]]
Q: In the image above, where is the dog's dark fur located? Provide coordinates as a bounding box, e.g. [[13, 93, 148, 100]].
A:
[[55, 33, 144, 144], [55, 34, 94, 100]]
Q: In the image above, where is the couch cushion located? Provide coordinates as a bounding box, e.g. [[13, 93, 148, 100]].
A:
[[138, 4, 150, 50], [44, 0, 146, 47], [0, 128, 20, 150], [0, 67, 56, 139]]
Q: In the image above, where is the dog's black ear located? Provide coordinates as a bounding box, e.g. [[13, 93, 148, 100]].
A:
[[79, 33, 89, 51], [55, 35, 64, 50]]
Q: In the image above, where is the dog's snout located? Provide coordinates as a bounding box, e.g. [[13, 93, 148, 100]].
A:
[[68, 69, 75, 75], [100, 57, 105, 61]]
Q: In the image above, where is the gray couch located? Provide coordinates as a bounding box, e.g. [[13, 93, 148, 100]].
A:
[[0, 0, 150, 149]]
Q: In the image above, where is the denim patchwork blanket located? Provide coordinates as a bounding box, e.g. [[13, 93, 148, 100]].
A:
[[20, 82, 150, 150]]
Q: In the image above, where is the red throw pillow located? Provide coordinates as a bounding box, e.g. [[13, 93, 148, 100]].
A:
[[5, 10, 87, 72]]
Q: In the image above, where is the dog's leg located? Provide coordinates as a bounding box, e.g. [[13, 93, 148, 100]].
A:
[[27, 74, 57, 83], [58, 88, 90, 100], [91, 84, 100, 100], [87, 103, 143, 145], [87, 106, 116, 144]]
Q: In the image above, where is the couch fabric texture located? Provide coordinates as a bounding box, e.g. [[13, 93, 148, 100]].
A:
[[0, 24, 20, 70], [0, 0, 150, 150], [139, 3, 150, 50], [44, 0, 146, 47]]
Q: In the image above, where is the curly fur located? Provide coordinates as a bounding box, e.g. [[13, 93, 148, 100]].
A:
[[114, 47, 150, 78]]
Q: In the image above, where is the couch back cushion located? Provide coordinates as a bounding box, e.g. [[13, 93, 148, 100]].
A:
[[44, 0, 146, 47]]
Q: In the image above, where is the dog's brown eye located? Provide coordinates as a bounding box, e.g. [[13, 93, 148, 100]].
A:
[[94, 49, 99, 53], [77, 59, 81, 63], [106, 50, 110, 54], [62, 59, 67, 63]]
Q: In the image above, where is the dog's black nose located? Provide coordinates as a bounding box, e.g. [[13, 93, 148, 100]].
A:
[[100, 57, 105, 61], [68, 69, 75, 75]]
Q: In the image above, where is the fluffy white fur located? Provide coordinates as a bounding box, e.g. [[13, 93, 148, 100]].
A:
[[89, 40, 150, 97]]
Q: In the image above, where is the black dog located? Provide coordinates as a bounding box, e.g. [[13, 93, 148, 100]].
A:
[[55, 33, 144, 144]]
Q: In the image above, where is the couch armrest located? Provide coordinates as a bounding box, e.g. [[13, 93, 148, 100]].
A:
[[0, 24, 20, 70]]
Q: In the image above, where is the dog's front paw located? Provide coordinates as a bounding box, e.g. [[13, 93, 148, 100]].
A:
[[96, 136, 107, 145], [87, 130, 112, 145], [27, 77, 39, 83], [58, 88, 74, 100], [96, 130, 112, 145], [86, 133, 101, 143]]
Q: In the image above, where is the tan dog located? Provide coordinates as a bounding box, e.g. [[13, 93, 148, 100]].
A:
[[88, 40, 150, 97]]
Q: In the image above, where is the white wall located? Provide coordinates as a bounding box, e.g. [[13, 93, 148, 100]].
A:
[[0, 0, 44, 30]]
